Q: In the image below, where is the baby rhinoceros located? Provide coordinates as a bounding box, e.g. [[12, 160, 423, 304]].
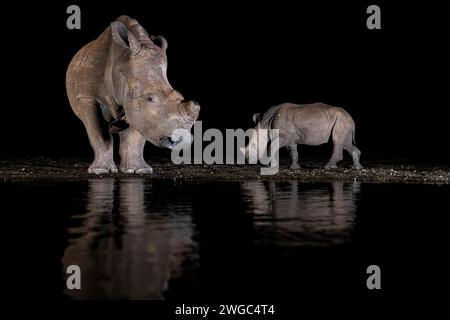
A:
[[244, 103, 363, 170]]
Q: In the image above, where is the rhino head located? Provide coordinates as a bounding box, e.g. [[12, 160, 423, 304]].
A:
[[109, 17, 200, 149], [240, 113, 264, 161]]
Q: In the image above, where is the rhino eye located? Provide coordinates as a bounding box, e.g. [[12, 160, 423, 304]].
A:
[[147, 96, 154, 103]]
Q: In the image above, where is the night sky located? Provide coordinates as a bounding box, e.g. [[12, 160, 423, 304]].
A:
[[4, 1, 448, 162]]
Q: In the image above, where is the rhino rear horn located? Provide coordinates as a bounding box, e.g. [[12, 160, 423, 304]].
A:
[[110, 21, 141, 55]]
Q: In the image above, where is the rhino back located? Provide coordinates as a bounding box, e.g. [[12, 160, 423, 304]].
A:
[[66, 28, 112, 106], [272, 103, 344, 146]]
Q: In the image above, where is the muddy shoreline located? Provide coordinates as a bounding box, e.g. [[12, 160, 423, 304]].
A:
[[0, 157, 448, 184]]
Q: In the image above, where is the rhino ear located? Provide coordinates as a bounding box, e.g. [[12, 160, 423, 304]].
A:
[[111, 21, 141, 55], [151, 35, 168, 53], [253, 113, 261, 125]]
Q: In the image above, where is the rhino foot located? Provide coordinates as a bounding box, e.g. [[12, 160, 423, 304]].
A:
[[120, 164, 153, 174], [324, 164, 338, 170], [290, 164, 301, 170], [88, 163, 118, 174], [352, 164, 363, 170]]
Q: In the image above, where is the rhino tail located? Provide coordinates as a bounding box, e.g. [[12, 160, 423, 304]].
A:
[[350, 116, 357, 145]]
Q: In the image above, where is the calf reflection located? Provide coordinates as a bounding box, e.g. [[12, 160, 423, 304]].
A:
[[62, 178, 194, 299], [241, 181, 360, 245]]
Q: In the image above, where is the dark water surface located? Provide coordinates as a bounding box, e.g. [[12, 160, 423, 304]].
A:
[[3, 179, 448, 300]]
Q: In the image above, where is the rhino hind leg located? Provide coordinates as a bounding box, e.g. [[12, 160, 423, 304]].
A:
[[119, 128, 153, 174], [325, 140, 344, 169], [343, 132, 363, 170], [325, 124, 346, 169], [288, 144, 300, 169], [350, 147, 362, 169], [325, 149, 343, 169], [77, 99, 118, 174]]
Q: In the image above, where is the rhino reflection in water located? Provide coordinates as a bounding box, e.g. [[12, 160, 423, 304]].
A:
[[241, 181, 360, 246], [62, 179, 195, 299]]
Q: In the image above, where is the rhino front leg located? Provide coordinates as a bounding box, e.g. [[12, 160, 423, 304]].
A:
[[288, 144, 300, 169], [77, 100, 118, 174], [119, 127, 153, 174]]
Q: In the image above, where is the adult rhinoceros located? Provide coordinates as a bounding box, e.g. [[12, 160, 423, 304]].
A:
[[66, 15, 200, 174]]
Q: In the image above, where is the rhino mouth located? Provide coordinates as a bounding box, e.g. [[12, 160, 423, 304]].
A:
[[160, 133, 193, 149], [160, 136, 180, 149]]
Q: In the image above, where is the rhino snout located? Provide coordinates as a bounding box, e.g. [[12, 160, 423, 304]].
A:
[[161, 129, 193, 149], [180, 100, 200, 121]]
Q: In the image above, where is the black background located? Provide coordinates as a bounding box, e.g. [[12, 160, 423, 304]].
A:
[[4, 1, 449, 162], [3, 1, 449, 317]]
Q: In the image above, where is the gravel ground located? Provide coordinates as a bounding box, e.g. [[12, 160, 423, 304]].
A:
[[0, 157, 449, 184]]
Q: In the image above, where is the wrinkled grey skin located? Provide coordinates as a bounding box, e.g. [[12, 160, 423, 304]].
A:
[[243, 103, 362, 169], [66, 16, 200, 174]]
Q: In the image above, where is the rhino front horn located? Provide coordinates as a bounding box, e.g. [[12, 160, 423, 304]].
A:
[[182, 101, 200, 121]]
